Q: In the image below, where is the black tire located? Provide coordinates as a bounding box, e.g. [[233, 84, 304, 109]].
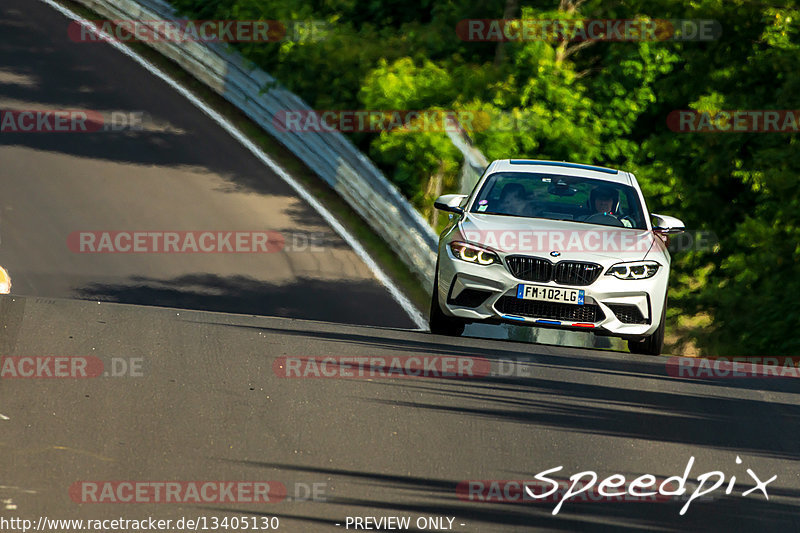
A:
[[429, 268, 465, 337], [628, 299, 666, 356]]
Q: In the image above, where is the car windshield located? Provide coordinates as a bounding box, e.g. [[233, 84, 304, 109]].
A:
[[469, 172, 647, 229]]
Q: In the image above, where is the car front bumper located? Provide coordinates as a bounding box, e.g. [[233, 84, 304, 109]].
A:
[[436, 244, 668, 339]]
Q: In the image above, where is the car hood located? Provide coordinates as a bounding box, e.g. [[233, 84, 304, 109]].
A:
[[457, 213, 661, 262]]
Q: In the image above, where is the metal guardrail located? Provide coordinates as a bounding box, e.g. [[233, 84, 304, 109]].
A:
[[73, 0, 439, 291], [445, 124, 489, 194]]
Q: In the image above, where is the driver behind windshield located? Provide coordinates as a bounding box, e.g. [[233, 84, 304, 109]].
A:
[[590, 186, 617, 215], [588, 186, 633, 227]]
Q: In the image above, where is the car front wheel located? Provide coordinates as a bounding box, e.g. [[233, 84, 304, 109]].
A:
[[429, 267, 466, 337], [627, 299, 666, 356]]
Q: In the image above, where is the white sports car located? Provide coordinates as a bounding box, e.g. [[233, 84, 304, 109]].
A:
[[430, 159, 684, 355]]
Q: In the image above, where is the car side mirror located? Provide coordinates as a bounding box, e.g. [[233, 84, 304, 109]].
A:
[[434, 194, 467, 215], [652, 213, 685, 235]]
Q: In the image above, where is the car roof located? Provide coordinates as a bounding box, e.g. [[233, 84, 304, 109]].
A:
[[488, 159, 633, 186]]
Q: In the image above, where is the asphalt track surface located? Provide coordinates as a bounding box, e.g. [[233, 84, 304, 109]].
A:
[[1, 1, 800, 532], [1, 297, 800, 532], [0, 0, 415, 330]]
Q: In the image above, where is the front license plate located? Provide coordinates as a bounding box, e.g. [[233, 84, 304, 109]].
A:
[[516, 284, 584, 305]]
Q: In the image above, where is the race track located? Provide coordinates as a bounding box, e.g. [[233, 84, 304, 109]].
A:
[[0, 0, 415, 329], [0, 1, 799, 532]]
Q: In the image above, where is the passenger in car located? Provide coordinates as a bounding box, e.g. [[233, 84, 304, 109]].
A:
[[497, 183, 530, 216]]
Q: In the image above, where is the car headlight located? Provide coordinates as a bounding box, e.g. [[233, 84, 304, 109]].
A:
[[606, 261, 660, 280], [449, 241, 501, 266]]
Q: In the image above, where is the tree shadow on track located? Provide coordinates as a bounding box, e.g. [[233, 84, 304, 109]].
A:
[[210, 322, 800, 461], [0, 2, 306, 202], [75, 273, 415, 328]]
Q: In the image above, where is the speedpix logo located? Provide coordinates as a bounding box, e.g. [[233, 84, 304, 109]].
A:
[[458, 456, 776, 516]]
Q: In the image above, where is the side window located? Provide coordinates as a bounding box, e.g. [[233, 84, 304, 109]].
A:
[[620, 189, 644, 226]]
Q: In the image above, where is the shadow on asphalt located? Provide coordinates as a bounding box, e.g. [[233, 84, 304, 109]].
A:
[[209, 461, 800, 532], [0, 7, 275, 190], [211, 321, 800, 461], [231, 323, 800, 405], [196, 320, 800, 530], [0, 1, 334, 224], [75, 274, 416, 328]]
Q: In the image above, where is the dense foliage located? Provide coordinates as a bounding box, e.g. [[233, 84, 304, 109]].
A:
[[170, 0, 800, 355]]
